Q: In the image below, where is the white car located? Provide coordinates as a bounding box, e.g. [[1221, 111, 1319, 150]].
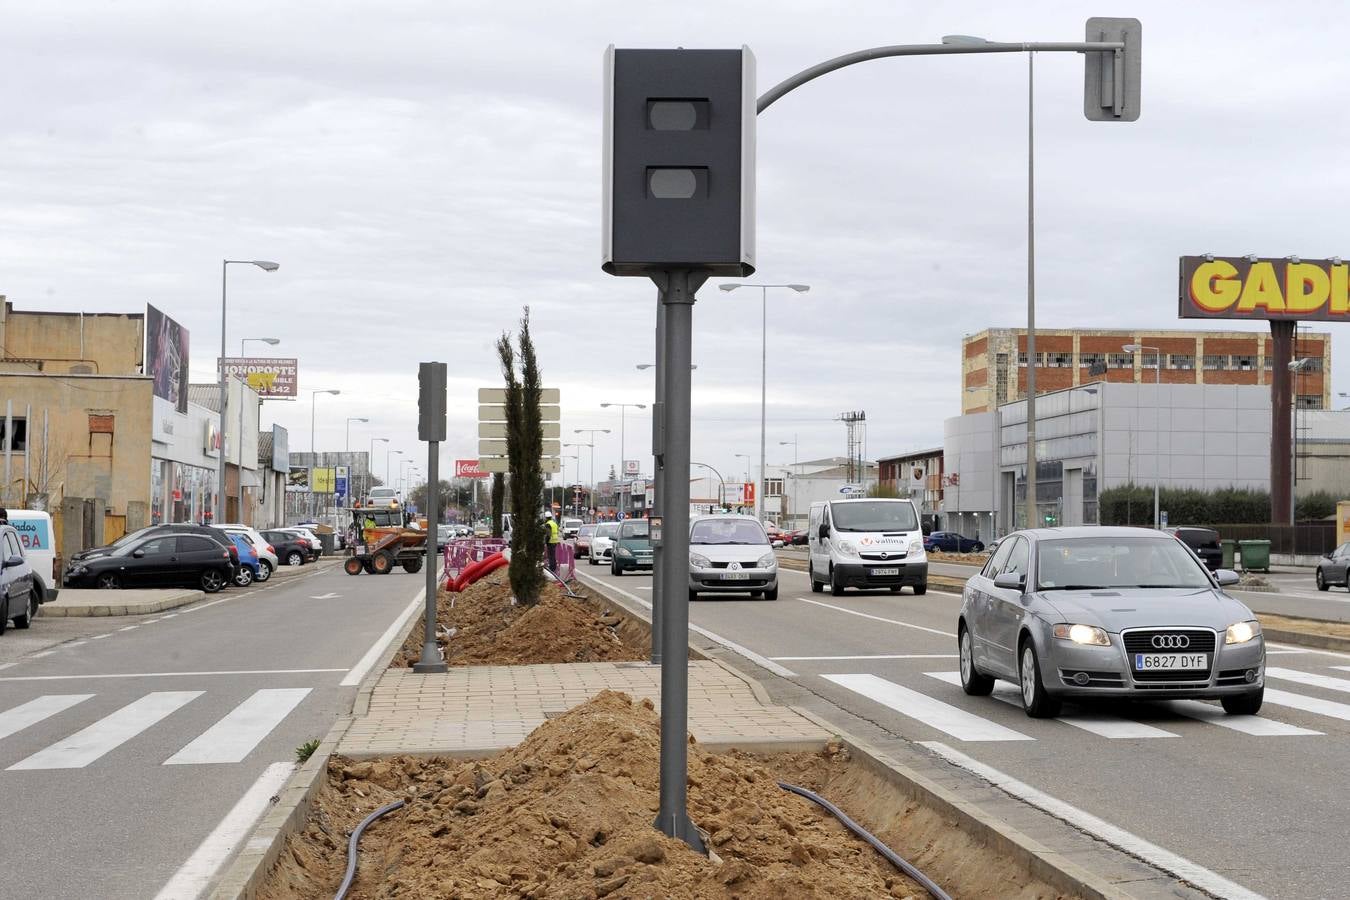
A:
[[211, 524, 279, 581], [366, 488, 399, 508], [562, 517, 583, 540], [589, 522, 619, 566], [688, 514, 779, 601]]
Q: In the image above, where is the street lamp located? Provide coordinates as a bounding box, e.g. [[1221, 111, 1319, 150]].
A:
[[368, 437, 388, 505], [217, 259, 278, 523], [309, 389, 341, 456], [779, 438, 798, 528], [387, 448, 403, 487], [601, 402, 647, 514], [562, 453, 581, 515], [718, 282, 810, 523], [1289, 358, 1316, 526], [565, 442, 592, 516], [691, 462, 726, 511], [1122, 343, 1162, 529], [343, 417, 368, 508], [574, 428, 611, 518], [733, 453, 751, 508], [236, 336, 279, 523]]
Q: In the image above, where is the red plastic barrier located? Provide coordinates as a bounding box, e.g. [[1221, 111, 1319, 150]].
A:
[[449, 551, 507, 593]]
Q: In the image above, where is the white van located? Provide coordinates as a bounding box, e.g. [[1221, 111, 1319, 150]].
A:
[[808, 498, 926, 596], [7, 510, 58, 601]]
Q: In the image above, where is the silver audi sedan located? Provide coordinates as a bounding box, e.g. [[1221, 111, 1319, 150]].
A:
[[958, 527, 1265, 718]]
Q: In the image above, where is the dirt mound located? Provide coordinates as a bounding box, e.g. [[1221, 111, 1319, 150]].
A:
[[260, 691, 925, 899], [394, 572, 646, 667]]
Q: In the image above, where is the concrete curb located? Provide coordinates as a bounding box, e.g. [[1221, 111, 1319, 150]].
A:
[[1261, 626, 1350, 653], [41, 589, 204, 617]]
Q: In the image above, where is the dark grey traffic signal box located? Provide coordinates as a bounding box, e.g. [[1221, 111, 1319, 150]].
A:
[[602, 47, 756, 277]]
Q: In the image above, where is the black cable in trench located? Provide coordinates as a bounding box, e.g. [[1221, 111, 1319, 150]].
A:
[[778, 781, 952, 900], [334, 799, 405, 900]]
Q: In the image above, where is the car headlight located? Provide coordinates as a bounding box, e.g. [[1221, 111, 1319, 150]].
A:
[[909, 538, 924, 554], [757, 553, 776, 569], [837, 541, 860, 559], [1052, 623, 1111, 646], [689, 552, 711, 568], [617, 547, 633, 558], [74, 565, 89, 575], [1225, 620, 1262, 645]]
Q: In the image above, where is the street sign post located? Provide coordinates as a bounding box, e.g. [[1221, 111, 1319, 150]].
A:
[[477, 386, 562, 475], [413, 362, 448, 675]]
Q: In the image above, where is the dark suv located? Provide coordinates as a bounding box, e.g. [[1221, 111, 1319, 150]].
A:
[[69, 524, 239, 575], [1165, 526, 1222, 572]]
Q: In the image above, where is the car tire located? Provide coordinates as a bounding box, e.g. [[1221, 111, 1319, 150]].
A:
[[1221, 688, 1264, 716], [973, 543, 984, 553], [343, 557, 364, 576], [809, 563, 823, 594], [913, 582, 928, 596], [689, 588, 698, 603], [12, 588, 38, 629], [402, 557, 423, 574], [612, 561, 622, 576], [830, 567, 845, 596], [0, 594, 7, 635], [588, 556, 597, 566], [287, 551, 304, 567], [1019, 640, 1061, 718], [959, 626, 994, 696], [1317, 568, 1329, 591], [764, 585, 779, 601], [200, 568, 227, 594], [371, 551, 394, 575], [256, 560, 273, 582], [96, 572, 121, 590], [234, 566, 254, 588]]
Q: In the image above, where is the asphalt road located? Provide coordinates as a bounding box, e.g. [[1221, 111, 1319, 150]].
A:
[[0, 558, 426, 900], [580, 558, 1350, 900]]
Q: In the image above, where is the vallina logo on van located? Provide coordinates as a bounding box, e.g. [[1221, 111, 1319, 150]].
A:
[[859, 536, 905, 546]]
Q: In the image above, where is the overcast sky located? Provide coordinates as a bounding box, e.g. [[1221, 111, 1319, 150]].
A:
[[3, 1, 1348, 491]]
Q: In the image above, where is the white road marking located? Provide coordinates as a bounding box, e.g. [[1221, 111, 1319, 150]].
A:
[[1263, 688, 1350, 722], [824, 673, 1033, 742], [0, 668, 346, 682], [0, 695, 93, 741], [799, 598, 957, 638], [165, 688, 311, 765], [341, 588, 426, 687], [10, 691, 203, 770], [923, 672, 1179, 738], [1265, 666, 1350, 694], [1164, 700, 1321, 736], [1266, 642, 1350, 662], [91, 633, 111, 640], [309, 592, 340, 600], [919, 741, 1268, 900], [771, 654, 958, 661], [161, 613, 179, 619], [152, 761, 295, 900], [1264, 648, 1310, 655], [28, 651, 54, 659], [65, 641, 87, 649], [1332, 665, 1350, 672], [118, 626, 138, 632], [0, 663, 15, 672], [577, 572, 796, 677]]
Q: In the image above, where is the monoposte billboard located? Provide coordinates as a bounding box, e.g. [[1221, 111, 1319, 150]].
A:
[[1180, 256, 1350, 321]]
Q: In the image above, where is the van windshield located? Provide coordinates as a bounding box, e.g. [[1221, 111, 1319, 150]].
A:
[[830, 501, 918, 532]]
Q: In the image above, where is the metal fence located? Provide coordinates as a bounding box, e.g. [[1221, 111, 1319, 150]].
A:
[[1207, 522, 1338, 556], [442, 538, 575, 583]]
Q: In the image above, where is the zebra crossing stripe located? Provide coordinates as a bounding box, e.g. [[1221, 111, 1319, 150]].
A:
[[924, 672, 1178, 738], [1165, 700, 1321, 736], [164, 688, 311, 765], [1263, 688, 1350, 722], [824, 673, 1033, 742], [8, 691, 203, 770], [1265, 667, 1350, 695], [0, 695, 94, 742]]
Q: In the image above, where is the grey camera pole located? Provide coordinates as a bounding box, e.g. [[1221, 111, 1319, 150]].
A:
[[651, 268, 706, 852], [650, 290, 666, 665], [412, 440, 447, 673]]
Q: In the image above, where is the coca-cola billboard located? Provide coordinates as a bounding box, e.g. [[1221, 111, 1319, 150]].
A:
[[455, 459, 490, 479]]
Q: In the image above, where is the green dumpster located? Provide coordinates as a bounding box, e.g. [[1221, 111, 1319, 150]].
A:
[[1238, 539, 1270, 573], [1220, 539, 1236, 569]]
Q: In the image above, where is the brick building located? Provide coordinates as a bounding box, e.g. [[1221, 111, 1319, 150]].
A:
[[961, 327, 1331, 414]]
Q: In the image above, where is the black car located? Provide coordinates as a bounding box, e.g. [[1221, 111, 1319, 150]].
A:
[[262, 530, 315, 567], [923, 531, 985, 553], [64, 532, 234, 593], [1164, 526, 1222, 572], [1316, 541, 1350, 591], [0, 524, 39, 634], [72, 524, 240, 575]]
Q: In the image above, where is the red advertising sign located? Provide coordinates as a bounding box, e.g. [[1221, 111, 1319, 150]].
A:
[[743, 482, 755, 504], [455, 459, 490, 479]]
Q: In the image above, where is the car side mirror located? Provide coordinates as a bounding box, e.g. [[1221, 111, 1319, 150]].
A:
[[817, 524, 829, 540], [1215, 568, 1240, 587], [993, 572, 1026, 591], [3, 555, 22, 569], [132, 549, 145, 559]]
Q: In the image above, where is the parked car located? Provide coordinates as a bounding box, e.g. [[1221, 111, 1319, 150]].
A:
[[611, 519, 653, 575], [575, 524, 597, 558], [763, 524, 787, 548], [688, 514, 778, 601], [71, 524, 239, 578], [957, 526, 1263, 717], [212, 525, 277, 581], [6, 509, 58, 603], [562, 517, 583, 540], [263, 530, 315, 567], [282, 526, 325, 557], [226, 533, 262, 587], [924, 531, 985, 553], [590, 522, 619, 566], [0, 523, 40, 632], [1163, 526, 1223, 572], [64, 532, 234, 593], [1316, 541, 1350, 591]]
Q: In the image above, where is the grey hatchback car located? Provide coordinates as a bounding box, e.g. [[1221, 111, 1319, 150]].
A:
[[958, 527, 1265, 718]]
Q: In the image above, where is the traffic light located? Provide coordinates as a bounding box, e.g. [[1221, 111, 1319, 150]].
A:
[[602, 47, 756, 277]]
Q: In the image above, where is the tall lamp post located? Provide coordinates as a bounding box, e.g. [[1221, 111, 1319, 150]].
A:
[[574, 428, 612, 518], [387, 449, 403, 489], [217, 259, 279, 523], [308, 388, 341, 519], [600, 402, 646, 514], [691, 462, 726, 512], [778, 438, 798, 527], [1122, 343, 1161, 528], [565, 442, 592, 515], [718, 282, 810, 523], [345, 417, 368, 508], [368, 437, 388, 504], [1289, 358, 1316, 527], [235, 336, 280, 523]]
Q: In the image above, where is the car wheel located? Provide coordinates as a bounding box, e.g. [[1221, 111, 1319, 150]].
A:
[[402, 557, 423, 574], [588, 556, 597, 566], [913, 582, 928, 596], [809, 563, 823, 593], [959, 626, 994, 696], [1019, 640, 1061, 718], [343, 557, 364, 576], [689, 588, 698, 603], [764, 585, 779, 601], [1221, 688, 1264, 716], [371, 551, 394, 575], [287, 550, 304, 567], [830, 567, 845, 596], [12, 588, 38, 629], [0, 594, 7, 634], [234, 566, 254, 587], [200, 568, 227, 594], [95, 572, 121, 590], [256, 560, 273, 582], [1317, 568, 1329, 591], [612, 562, 622, 576], [973, 543, 984, 553]]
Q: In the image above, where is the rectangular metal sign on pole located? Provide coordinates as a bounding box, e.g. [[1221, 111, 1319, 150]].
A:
[[414, 362, 448, 674]]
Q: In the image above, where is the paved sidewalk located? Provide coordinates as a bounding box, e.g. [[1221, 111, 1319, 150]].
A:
[[339, 660, 831, 758]]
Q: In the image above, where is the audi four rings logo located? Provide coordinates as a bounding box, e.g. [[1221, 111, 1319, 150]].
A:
[[1152, 634, 1191, 649]]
